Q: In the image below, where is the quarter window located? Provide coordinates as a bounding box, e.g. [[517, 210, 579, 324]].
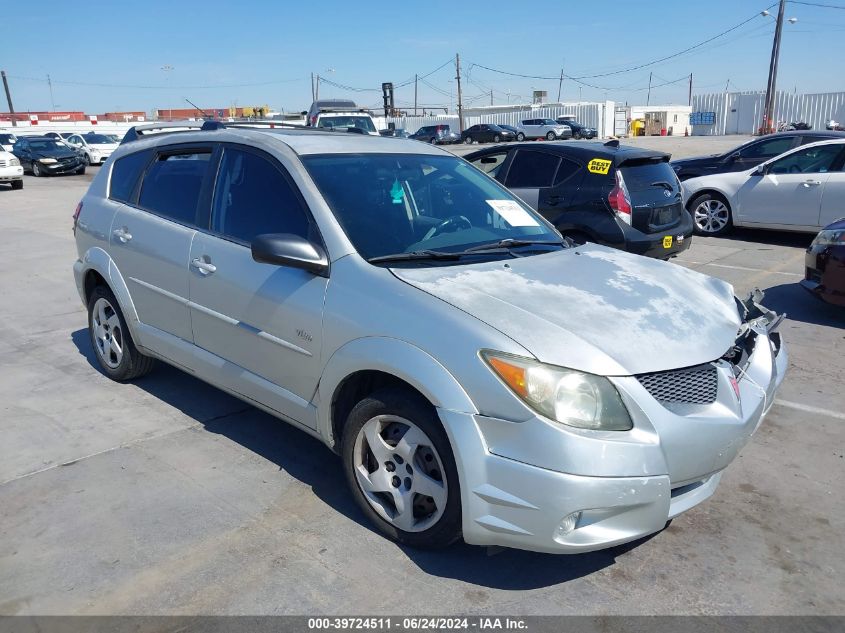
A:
[[138, 150, 212, 225], [211, 148, 310, 244], [506, 150, 561, 188], [109, 150, 150, 203]]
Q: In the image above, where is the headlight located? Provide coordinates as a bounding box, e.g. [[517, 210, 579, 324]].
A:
[[481, 351, 633, 431], [9, 157, 20, 166], [811, 228, 845, 246], [39, 158, 57, 164]]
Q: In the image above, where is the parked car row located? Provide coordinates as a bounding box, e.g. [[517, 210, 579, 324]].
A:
[[72, 120, 787, 554], [3, 131, 121, 179], [396, 118, 597, 146]]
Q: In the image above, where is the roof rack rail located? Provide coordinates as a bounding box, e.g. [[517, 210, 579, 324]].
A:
[[122, 118, 373, 144], [121, 121, 207, 144]]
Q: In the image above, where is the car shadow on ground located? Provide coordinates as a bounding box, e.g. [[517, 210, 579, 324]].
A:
[[725, 228, 814, 249], [71, 328, 653, 590], [762, 282, 844, 328]]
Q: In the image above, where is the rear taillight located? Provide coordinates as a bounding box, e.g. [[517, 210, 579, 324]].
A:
[[73, 201, 83, 235], [607, 170, 632, 225]]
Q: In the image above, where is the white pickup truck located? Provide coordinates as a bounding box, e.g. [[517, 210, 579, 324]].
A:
[[0, 149, 24, 190]]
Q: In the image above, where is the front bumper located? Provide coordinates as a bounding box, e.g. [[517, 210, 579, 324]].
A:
[[802, 245, 845, 306], [441, 315, 787, 554], [41, 159, 83, 174], [0, 165, 23, 181]]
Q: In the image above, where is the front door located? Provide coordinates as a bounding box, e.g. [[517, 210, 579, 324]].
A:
[[736, 143, 845, 228], [188, 145, 328, 425]]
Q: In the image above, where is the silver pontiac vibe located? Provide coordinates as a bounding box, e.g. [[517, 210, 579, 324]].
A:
[[73, 123, 787, 553]]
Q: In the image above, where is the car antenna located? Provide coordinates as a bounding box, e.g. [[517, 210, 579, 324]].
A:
[[184, 97, 212, 120], [604, 139, 620, 148]]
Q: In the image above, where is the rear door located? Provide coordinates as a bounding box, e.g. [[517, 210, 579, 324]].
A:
[[737, 143, 845, 228], [502, 148, 561, 209], [188, 144, 328, 422], [617, 158, 684, 234], [109, 145, 213, 344]]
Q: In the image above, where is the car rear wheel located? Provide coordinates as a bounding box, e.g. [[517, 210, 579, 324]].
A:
[[574, 132, 582, 140], [546, 131, 556, 140], [87, 285, 156, 381], [429, 137, 438, 145], [690, 193, 733, 236], [464, 137, 473, 144], [342, 387, 461, 549], [516, 132, 525, 141], [32, 162, 42, 177]]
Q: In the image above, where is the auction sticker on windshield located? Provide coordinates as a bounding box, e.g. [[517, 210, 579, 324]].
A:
[[587, 158, 612, 175], [486, 200, 540, 227]]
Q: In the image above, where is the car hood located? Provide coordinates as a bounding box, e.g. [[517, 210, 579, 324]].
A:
[[671, 153, 723, 167], [34, 148, 77, 159], [391, 244, 740, 376]]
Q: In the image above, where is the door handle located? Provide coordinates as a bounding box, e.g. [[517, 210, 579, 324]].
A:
[[112, 227, 132, 243], [191, 257, 217, 275], [802, 180, 822, 187], [546, 195, 563, 206]]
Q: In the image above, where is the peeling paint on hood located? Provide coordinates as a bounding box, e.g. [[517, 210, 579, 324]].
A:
[[392, 244, 741, 376]]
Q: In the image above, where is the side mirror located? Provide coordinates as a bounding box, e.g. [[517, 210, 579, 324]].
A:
[[751, 165, 766, 176], [727, 151, 741, 162], [300, 110, 308, 116], [251, 233, 329, 276]]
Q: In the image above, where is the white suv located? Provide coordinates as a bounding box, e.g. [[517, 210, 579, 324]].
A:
[[520, 118, 572, 140]]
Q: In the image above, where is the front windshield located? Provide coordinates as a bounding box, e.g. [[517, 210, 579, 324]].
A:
[[84, 134, 115, 144], [0, 134, 16, 145], [317, 116, 377, 133], [303, 153, 560, 261], [27, 140, 65, 152]]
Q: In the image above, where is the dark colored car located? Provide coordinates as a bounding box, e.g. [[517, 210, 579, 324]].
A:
[[12, 136, 85, 177], [409, 124, 462, 145], [802, 218, 845, 306], [556, 118, 597, 139], [461, 124, 516, 144], [497, 124, 525, 141], [379, 128, 411, 138], [671, 131, 845, 181], [466, 140, 692, 259]]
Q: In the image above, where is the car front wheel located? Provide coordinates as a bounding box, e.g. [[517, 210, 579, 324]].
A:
[[690, 193, 733, 236], [32, 162, 42, 177], [546, 131, 556, 140], [342, 388, 461, 549], [464, 137, 473, 144], [11, 180, 23, 190], [516, 132, 525, 141]]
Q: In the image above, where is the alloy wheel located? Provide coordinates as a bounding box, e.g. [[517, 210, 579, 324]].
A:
[[693, 199, 730, 234], [32, 162, 41, 177], [353, 415, 448, 532], [91, 297, 124, 369]]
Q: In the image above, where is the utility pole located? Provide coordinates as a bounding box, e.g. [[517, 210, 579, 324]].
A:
[[688, 73, 693, 106], [762, 0, 786, 134], [315, 74, 320, 101], [455, 53, 464, 132], [414, 74, 418, 116], [646, 72, 653, 106], [490, 89, 493, 106], [1, 71, 15, 127], [311, 73, 315, 102], [47, 74, 55, 111], [557, 68, 564, 102]]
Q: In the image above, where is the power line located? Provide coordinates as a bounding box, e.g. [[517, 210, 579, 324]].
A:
[[395, 58, 453, 87], [789, 0, 845, 8], [468, 3, 778, 82], [7, 74, 307, 90]]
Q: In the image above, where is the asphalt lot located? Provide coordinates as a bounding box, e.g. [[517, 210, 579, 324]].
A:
[[1, 137, 843, 616]]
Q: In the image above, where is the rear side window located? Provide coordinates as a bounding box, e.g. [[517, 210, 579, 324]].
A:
[[506, 150, 561, 188], [619, 160, 677, 192], [211, 147, 310, 244], [109, 151, 150, 203], [740, 137, 795, 159], [138, 151, 212, 225], [554, 158, 581, 185]]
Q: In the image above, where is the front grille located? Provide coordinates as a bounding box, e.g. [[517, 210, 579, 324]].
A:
[[59, 156, 76, 164], [0, 159, 7, 167], [636, 363, 718, 405]]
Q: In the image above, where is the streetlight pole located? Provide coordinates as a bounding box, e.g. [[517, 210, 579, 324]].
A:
[[161, 65, 174, 120], [762, 1, 790, 133]]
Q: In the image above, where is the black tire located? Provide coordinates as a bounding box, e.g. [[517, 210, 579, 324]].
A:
[[32, 162, 42, 177], [493, 134, 501, 143], [689, 192, 733, 237], [546, 131, 556, 140], [574, 132, 582, 140], [75, 166, 86, 175], [516, 132, 525, 141], [87, 285, 156, 381], [429, 137, 438, 145], [341, 387, 462, 549], [464, 136, 473, 145], [11, 180, 23, 190], [83, 153, 91, 166]]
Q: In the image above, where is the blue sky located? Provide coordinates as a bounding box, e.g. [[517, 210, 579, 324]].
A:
[[2, 0, 844, 114]]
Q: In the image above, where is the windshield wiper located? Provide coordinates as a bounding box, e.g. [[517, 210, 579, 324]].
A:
[[368, 250, 463, 264], [650, 180, 676, 191], [460, 238, 565, 253]]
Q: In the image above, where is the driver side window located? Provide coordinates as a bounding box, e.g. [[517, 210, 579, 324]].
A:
[[768, 144, 844, 174]]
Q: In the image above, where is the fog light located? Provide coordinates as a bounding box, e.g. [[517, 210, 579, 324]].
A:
[[555, 512, 581, 537]]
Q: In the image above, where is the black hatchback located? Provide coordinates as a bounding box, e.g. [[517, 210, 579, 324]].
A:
[[466, 141, 693, 259]]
